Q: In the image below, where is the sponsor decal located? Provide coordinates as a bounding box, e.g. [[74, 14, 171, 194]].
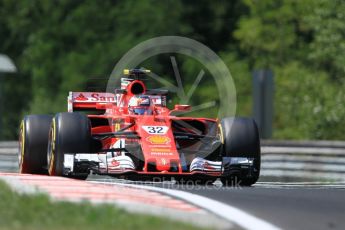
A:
[[74, 93, 88, 101], [146, 136, 171, 144], [113, 119, 123, 132], [91, 93, 115, 102], [161, 158, 167, 165], [150, 152, 173, 156], [111, 160, 120, 167], [73, 92, 115, 102], [151, 97, 162, 105], [151, 148, 171, 152], [148, 145, 172, 148], [142, 126, 169, 134]]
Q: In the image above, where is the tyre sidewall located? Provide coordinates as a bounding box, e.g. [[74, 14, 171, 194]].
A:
[[48, 113, 91, 176], [19, 115, 53, 174], [220, 117, 261, 186], [221, 117, 260, 158]]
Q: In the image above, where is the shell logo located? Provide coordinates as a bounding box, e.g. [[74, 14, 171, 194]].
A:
[[146, 136, 171, 144]]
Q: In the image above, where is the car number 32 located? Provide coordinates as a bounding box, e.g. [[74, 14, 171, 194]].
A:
[[142, 126, 169, 135]]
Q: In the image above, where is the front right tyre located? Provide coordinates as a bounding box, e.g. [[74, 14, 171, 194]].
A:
[[47, 113, 91, 179]]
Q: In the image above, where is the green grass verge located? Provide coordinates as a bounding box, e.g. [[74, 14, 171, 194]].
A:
[[0, 180, 205, 230]]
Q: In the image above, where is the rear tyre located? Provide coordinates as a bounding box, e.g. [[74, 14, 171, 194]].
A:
[[47, 113, 91, 179], [220, 117, 261, 186], [19, 115, 53, 174]]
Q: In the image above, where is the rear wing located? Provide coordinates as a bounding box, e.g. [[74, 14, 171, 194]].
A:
[[67, 92, 116, 112]]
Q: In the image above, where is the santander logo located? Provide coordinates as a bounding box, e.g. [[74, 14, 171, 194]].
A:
[[91, 93, 115, 102], [73, 93, 115, 102], [74, 93, 88, 101]]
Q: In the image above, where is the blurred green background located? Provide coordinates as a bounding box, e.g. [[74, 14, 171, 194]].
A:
[[0, 0, 344, 140]]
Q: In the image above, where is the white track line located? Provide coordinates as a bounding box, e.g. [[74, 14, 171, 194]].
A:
[[93, 181, 282, 230]]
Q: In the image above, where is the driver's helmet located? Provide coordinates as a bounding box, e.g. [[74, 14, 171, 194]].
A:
[[128, 95, 151, 115]]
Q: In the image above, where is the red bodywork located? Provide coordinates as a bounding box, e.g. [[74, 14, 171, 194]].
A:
[[68, 80, 221, 177]]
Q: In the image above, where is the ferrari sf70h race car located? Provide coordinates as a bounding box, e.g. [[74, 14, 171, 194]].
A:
[[19, 69, 261, 186]]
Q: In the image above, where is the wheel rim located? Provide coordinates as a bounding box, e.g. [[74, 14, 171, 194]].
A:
[[47, 119, 56, 175], [18, 121, 25, 172]]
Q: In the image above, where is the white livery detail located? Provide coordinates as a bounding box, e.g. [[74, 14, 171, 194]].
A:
[[190, 157, 222, 172], [142, 126, 169, 135], [107, 155, 135, 171]]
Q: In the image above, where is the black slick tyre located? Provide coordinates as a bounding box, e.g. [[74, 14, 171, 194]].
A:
[[19, 115, 53, 174], [47, 113, 91, 179], [220, 117, 261, 186]]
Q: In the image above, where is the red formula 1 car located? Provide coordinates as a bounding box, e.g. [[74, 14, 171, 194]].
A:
[[19, 69, 261, 186]]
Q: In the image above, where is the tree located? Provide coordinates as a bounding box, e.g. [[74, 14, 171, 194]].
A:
[[233, 0, 345, 139]]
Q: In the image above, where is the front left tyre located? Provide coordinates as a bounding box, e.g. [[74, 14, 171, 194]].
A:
[[19, 115, 53, 174], [220, 117, 261, 186], [47, 112, 91, 179]]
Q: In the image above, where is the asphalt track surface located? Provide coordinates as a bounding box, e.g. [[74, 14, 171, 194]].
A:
[[1, 149, 345, 230], [88, 177, 345, 230], [182, 182, 345, 230]]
